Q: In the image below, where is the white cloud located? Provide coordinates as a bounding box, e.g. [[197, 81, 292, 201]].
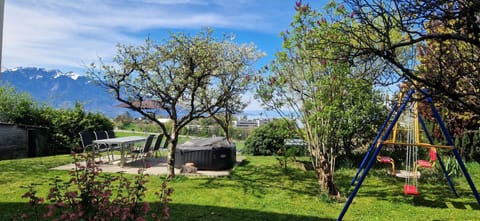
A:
[[2, 0, 295, 72]]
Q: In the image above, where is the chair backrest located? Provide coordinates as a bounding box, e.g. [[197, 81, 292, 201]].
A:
[[163, 136, 169, 149], [79, 131, 94, 148], [94, 130, 108, 140], [106, 130, 116, 139], [152, 134, 164, 151], [429, 147, 437, 162], [143, 135, 155, 153]]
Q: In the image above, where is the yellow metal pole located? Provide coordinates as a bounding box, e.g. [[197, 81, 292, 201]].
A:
[[391, 85, 406, 143], [414, 101, 420, 144]]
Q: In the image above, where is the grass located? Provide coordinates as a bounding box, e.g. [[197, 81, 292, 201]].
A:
[[1, 154, 480, 220]]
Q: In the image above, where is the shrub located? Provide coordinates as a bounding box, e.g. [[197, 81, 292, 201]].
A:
[[243, 119, 297, 155], [114, 112, 134, 129], [17, 153, 173, 221], [42, 103, 114, 154], [0, 85, 114, 155], [0, 84, 47, 125]]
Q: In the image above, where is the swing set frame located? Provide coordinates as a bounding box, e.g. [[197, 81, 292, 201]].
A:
[[337, 89, 480, 221]]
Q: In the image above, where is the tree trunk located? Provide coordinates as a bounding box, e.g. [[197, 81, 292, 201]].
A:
[[212, 113, 232, 143], [166, 133, 178, 179], [223, 124, 231, 143], [315, 156, 340, 197]]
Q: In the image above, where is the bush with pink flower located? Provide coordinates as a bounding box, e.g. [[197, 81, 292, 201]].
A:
[[15, 153, 173, 221]]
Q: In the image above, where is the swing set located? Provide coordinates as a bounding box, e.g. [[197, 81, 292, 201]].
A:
[[337, 87, 480, 220], [376, 92, 438, 195]]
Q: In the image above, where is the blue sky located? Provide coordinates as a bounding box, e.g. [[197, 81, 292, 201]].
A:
[[3, 0, 325, 111]]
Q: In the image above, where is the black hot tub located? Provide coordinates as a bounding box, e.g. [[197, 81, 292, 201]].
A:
[[174, 137, 236, 170]]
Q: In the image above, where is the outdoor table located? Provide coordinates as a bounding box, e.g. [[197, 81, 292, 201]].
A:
[[93, 136, 146, 167]]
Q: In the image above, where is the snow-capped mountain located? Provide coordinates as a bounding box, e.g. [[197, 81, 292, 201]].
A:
[[0, 67, 124, 117]]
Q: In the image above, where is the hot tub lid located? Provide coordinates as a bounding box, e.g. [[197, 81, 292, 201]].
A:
[[179, 137, 233, 150]]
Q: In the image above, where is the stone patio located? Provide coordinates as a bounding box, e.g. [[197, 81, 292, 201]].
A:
[[52, 155, 244, 177]]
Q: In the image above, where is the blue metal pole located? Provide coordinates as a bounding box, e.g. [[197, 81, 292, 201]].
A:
[[426, 95, 480, 205], [351, 102, 398, 185], [337, 90, 414, 221], [418, 114, 458, 197]]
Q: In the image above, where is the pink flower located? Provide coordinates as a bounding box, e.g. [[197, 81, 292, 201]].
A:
[[21, 192, 31, 198], [56, 201, 66, 208], [143, 202, 151, 213], [162, 206, 170, 219], [66, 191, 78, 198]]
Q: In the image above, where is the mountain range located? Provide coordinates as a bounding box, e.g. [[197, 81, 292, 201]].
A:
[[0, 67, 125, 118], [0, 67, 276, 119]]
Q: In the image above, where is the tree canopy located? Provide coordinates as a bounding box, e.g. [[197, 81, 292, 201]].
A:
[[255, 2, 385, 195], [88, 29, 263, 177], [327, 0, 480, 114]]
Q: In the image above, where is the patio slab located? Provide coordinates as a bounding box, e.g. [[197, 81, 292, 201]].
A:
[[51, 155, 244, 177]]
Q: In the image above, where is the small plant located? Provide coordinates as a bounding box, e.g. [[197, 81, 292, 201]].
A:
[[442, 155, 461, 177], [422, 155, 462, 184], [16, 183, 44, 221], [16, 152, 173, 221], [276, 146, 300, 173]]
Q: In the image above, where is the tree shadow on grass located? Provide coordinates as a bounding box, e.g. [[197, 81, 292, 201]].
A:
[[338, 168, 480, 210], [411, 193, 480, 210], [197, 159, 320, 199], [169, 203, 336, 221], [356, 179, 480, 210], [0, 202, 336, 221]]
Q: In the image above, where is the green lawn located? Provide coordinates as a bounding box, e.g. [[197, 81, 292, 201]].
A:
[[1, 154, 480, 220]]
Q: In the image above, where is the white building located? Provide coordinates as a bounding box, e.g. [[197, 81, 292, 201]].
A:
[[232, 119, 270, 128]]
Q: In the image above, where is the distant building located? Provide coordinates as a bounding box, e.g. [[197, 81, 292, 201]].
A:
[[232, 119, 270, 128], [157, 118, 171, 123]]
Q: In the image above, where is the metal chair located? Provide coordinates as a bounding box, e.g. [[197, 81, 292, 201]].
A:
[[94, 130, 111, 161], [105, 130, 119, 159], [79, 131, 96, 153], [106, 130, 116, 139], [130, 135, 155, 161], [151, 134, 165, 158], [79, 131, 100, 161]]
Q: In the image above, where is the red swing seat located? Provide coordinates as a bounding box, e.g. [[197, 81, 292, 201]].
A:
[[378, 156, 393, 163], [417, 160, 432, 168], [405, 148, 437, 196], [404, 184, 420, 195], [377, 155, 395, 174], [416, 148, 437, 169]]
